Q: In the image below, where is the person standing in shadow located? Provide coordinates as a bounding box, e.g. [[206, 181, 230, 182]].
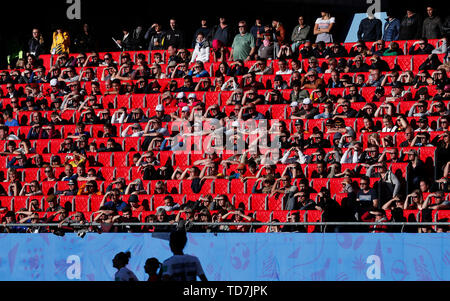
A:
[[161, 230, 207, 281]]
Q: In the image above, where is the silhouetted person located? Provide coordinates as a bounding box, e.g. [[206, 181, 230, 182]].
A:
[[161, 230, 207, 281], [112, 251, 139, 281]]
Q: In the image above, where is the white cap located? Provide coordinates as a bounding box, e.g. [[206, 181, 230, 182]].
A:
[[50, 79, 58, 87], [181, 106, 190, 112], [302, 98, 312, 105], [176, 92, 185, 99], [188, 93, 197, 99], [155, 104, 164, 112], [232, 121, 240, 127], [290, 101, 299, 107]]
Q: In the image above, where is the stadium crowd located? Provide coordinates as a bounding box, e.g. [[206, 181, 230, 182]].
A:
[[0, 5, 449, 234]]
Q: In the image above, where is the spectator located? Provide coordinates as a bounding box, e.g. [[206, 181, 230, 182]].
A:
[[161, 230, 207, 281], [73, 23, 97, 53], [295, 98, 319, 119], [188, 61, 210, 78], [356, 175, 380, 213], [299, 40, 315, 59], [366, 163, 401, 206], [27, 28, 45, 57], [112, 251, 139, 281], [290, 16, 311, 53], [50, 26, 70, 54], [100, 189, 128, 212], [144, 258, 162, 282], [271, 17, 287, 54], [357, 14, 382, 42], [344, 85, 366, 102], [211, 17, 232, 47], [408, 37, 435, 55], [422, 5, 443, 39], [190, 32, 210, 63], [145, 23, 165, 51], [257, 33, 275, 60], [314, 10, 335, 43], [249, 18, 265, 48], [230, 21, 256, 62], [164, 18, 184, 49], [156, 195, 181, 212], [301, 70, 325, 90], [347, 55, 370, 73], [383, 41, 404, 56], [383, 12, 401, 41], [399, 8, 422, 40]]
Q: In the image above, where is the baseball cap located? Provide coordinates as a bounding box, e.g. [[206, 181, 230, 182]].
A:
[[302, 98, 312, 105], [232, 121, 240, 127], [295, 119, 304, 126], [334, 118, 345, 127], [188, 93, 197, 99], [181, 106, 190, 112], [290, 101, 299, 107], [68, 179, 75, 185], [128, 194, 139, 203], [325, 119, 334, 126], [50, 79, 58, 87], [176, 92, 185, 99], [155, 104, 164, 112]]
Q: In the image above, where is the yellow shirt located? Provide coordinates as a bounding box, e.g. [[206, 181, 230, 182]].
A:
[[68, 157, 85, 167], [51, 31, 70, 54]]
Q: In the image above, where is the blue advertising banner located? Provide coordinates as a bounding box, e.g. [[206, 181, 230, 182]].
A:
[[0, 233, 448, 281]]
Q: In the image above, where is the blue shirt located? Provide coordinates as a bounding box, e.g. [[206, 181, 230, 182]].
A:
[[188, 69, 210, 78], [5, 119, 19, 127], [383, 18, 400, 42], [104, 200, 128, 212]]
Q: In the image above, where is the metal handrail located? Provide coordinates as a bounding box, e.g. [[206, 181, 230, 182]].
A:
[[1, 221, 450, 227]]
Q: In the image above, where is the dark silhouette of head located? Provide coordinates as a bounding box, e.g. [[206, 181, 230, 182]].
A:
[[169, 230, 187, 254]]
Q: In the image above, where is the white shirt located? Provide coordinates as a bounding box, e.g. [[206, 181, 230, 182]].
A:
[[156, 203, 181, 212], [121, 129, 144, 137], [382, 125, 397, 132], [315, 17, 335, 28], [190, 42, 210, 63], [162, 254, 205, 281], [340, 149, 362, 164], [114, 267, 139, 281], [276, 69, 293, 75], [414, 126, 432, 132], [280, 149, 309, 164]]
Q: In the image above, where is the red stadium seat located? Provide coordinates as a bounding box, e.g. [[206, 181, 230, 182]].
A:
[[249, 194, 267, 211]]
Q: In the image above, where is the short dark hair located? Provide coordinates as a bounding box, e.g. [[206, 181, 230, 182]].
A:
[[170, 230, 187, 253]]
